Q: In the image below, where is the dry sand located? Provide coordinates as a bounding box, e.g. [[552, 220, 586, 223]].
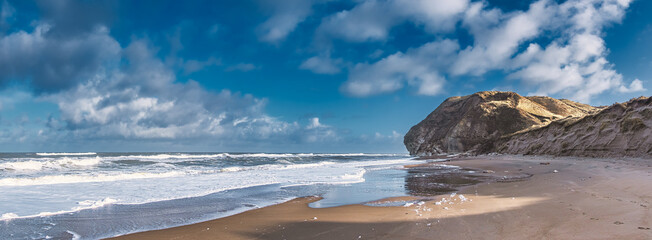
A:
[[110, 155, 652, 240]]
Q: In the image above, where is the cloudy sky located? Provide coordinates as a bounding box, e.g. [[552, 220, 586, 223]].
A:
[[0, 0, 649, 152]]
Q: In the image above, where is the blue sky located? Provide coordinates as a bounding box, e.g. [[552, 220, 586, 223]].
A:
[[0, 0, 649, 153]]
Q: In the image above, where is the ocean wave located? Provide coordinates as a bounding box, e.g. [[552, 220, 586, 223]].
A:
[[0, 158, 412, 186], [0, 160, 45, 171], [36, 152, 97, 156], [0, 197, 118, 222], [224, 153, 402, 158], [0, 212, 19, 220], [218, 161, 336, 172], [0, 171, 186, 186], [15, 153, 404, 165], [0, 161, 339, 186], [0, 157, 101, 171], [95, 153, 403, 161], [56, 157, 101, 167], [116, 153, 228, 160], [0, 156, 422, 227], [75, 197, 118, 209]]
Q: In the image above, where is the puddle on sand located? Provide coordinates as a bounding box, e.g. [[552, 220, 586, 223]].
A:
[[404, 165, 492, 196]]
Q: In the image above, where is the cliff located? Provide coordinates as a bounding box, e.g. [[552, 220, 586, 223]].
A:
[[403, 91, 650, 158], [495, 96, 652, 157]]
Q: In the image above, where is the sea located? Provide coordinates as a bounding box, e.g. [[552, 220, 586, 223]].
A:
[[0, 152, 442, 239]]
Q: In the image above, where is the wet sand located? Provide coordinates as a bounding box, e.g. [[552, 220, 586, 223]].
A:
[[110, 155, 652, 239]]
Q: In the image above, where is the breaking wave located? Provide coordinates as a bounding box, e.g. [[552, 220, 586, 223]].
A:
[[36, 152, 97, 156]]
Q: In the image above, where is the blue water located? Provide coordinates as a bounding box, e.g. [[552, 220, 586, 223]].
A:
[[0, 152, 424, 239]]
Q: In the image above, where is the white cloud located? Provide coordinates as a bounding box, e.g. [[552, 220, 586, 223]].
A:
[[307, 117, 323, 129], [303, 117, 338, 142], [452, 0, 555, 76], [317, 0, 469, 42], [342, 39, 459, 96], [339, 0, 636, 102], [300, 55, 342, 74], [506, 0, 633, 102], [396, 0, 469, 33], [619, 79, 646, 93], [43, 40, 289, 142], [0, 22, 340, 146]]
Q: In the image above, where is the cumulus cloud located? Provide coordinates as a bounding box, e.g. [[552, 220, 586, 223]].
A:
[[42, 40, 261, 139], [506, 0, 634, 102], [452, 0, 555, 76], [32, 39, 337, 145], [0, 20, 338, 147], [339, 0, 639, 102]]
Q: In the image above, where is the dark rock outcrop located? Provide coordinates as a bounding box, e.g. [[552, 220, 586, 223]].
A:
[[403, 91, 622, 156]]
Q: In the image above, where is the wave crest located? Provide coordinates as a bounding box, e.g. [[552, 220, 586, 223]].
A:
[[36, 152, 97, 156], [0, 157, 101, 171]]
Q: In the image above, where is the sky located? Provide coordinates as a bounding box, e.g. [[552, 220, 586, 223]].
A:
[[0, 0, 649, 153]]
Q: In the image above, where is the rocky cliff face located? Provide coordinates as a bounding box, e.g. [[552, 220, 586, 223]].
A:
[[403, 91, 604, 156], [495, 96, 652, 157]]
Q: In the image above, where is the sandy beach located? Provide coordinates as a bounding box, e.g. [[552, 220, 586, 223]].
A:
[[111, 155, 652, 240]]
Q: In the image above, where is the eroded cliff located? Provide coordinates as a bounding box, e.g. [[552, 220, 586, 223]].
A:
[[495, 96, 652, 157], [404, 91, 650, 158]]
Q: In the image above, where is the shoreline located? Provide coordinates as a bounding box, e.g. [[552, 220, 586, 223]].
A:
[[110, 155, 652, 239]]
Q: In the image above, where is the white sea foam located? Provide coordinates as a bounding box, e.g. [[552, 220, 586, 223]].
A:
[[0, 157, 101, 171], [2, 153, 404, 168], [116, 153, 228, 160], [36, 152, 97, 156], [0, 160, 46, 171], [0, 160, 342, 186], [226, 153, 400, 158], [75, 198, 118, 209], [339, 169, 366, 180], [92, 153, 402, 161], [55, 157, 101, 167], [0, 155, 419, 222], [0, 171, 186, 186], [1, 212, 19, 220], [0, 198, 119, 222]]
